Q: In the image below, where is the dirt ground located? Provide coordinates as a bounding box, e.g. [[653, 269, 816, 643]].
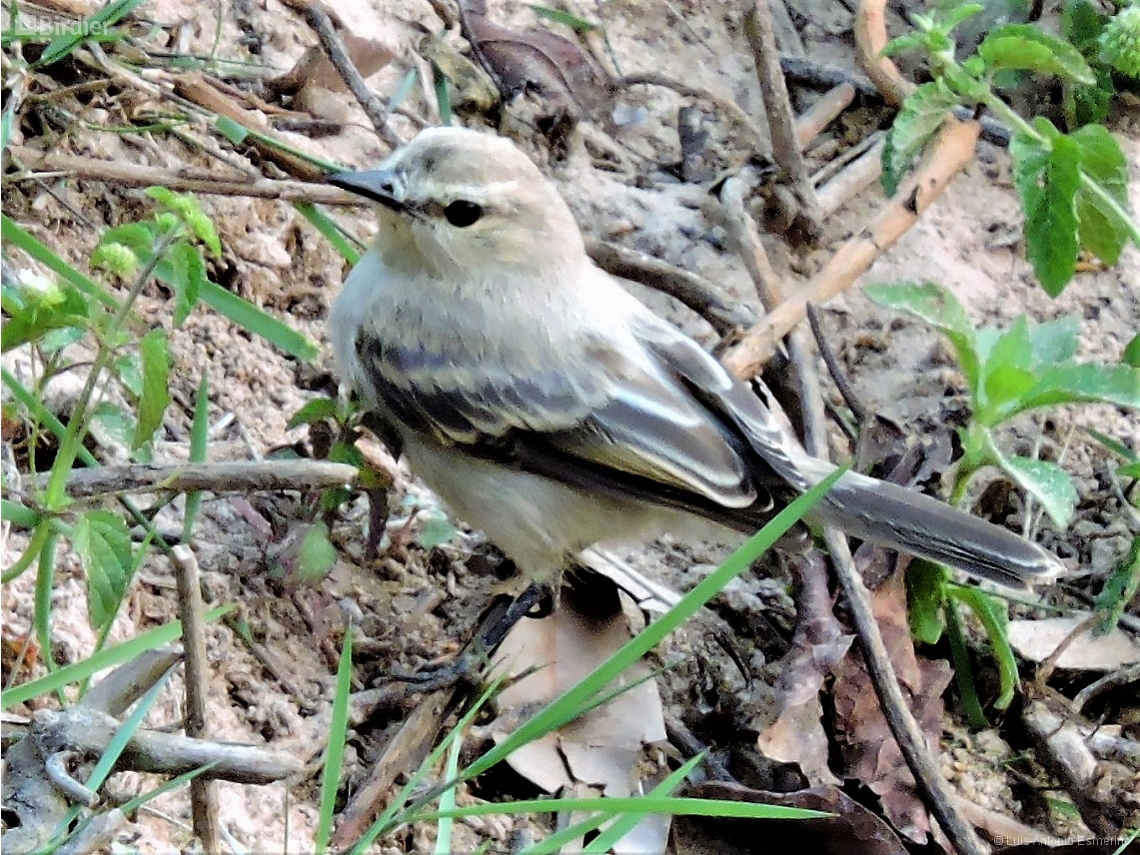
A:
[[2, 0, 1138, 853]]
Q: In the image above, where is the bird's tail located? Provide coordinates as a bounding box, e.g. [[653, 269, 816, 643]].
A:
[[801, 465, 1065, 588]]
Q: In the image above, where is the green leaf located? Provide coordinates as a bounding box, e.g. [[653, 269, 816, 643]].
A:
[[166, 241, 205, 326], [36, 0, 147, 67], [1028, 316, 1080, 365], [183, 373, 210, 544], [979, 317, 1035, 420], [881, 80, 960, 196], [1071, 124, 1131, 266], [882, 32, 930, 57], [1062, 0, 1108, 52], [287, 396, 338, 430], [530, 5, 598, 31], [135, 328, 171, 450], [1124, 331, 1140, 368], [1119, 461, 1140, 480], [72, 510, 135, 634], [432, 59, 452, 126], [114, 352, 143, 396], [863, 281, 981, 390], [1014, 363, 1140, 413], [947, 585, 1019, 710], [198, 281, 319, 362], [940, 3, 986, 33], [978, 24, 1096, 84], [215, 115, 250, 144], [91, 401, 137, 449], [293, 201, 361, 264], [1093, 536, 1139, 635], [906, 560, 948, 645], [1, 606, 230, 709], [0, 278, 90, 352], [296, 522, 338, 582], [418, 513, 458, 549], [2, 214, 117, 308], [997, 454, 1079, 527], [1020, 134, 1082, 296]]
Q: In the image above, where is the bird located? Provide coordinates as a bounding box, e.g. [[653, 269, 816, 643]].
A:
[[327, 125, 1064, 596]]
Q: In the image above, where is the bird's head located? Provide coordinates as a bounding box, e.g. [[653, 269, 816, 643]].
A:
[[330, 127, 585, 277]]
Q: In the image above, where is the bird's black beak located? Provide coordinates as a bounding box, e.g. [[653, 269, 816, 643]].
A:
[[329, 169, 405, 211]]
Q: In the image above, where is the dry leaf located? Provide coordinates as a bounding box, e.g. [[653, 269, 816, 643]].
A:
[[489, 577, 667, 852], [1008, 614, 1140, 671], [831, 570, 953, 843], [462, 7, 612, 121], [755, 554, 853, 785]]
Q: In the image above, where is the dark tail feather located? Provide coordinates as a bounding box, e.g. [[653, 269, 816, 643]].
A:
[[805, 469, 1064, 588]]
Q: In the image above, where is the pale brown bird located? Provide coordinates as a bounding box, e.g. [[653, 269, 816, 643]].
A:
[[329, 126, 1064, 593]]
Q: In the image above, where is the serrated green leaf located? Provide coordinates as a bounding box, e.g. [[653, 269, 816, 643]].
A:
[[1071, 124, 1131, 265], [1062, 0, 1108, 52], [135, 328, 171, 449], [1, 281, 90, 352], [166, 241, 205, 326], [1015, 363, 1140, 413], [906, 560, 947, 645], [1124, 331, 1140, 368], [881, 80, 960, 196], [997, 453, 1079, 527], [863, 281, 981, 389], [1093, 535, 1139, 634], [288, 397, 338, 430], [979, 23, 1096, 84], [1023, 135, 1082, 295], [72, 509, 135, 633], [882, 32, 930, 57]]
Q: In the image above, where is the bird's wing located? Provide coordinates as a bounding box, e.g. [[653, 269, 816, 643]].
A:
[[354, 323, 761, 510]]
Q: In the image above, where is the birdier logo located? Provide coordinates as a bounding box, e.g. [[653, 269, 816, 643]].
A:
[[10, 12, 111, 39]]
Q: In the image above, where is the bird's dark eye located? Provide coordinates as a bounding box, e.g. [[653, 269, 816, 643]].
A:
[[443, 200, 483, 227]]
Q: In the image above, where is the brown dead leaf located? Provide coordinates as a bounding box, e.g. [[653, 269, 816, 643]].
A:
[[461, 6, 612, 121], [676, 781, 909, 855], [488, 576, 667, 851], [1008, 614, 1140, 671], [755, 554, 853, 785], [831, 570, 954, 843]]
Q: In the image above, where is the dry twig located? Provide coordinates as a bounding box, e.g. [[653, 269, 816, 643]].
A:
[[172, 545, 221, 852], [722, 118, 981, 377]]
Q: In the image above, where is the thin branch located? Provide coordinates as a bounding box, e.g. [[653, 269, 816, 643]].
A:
[[744, 0, 822, 233], [281, 0, 402, 149], [6, 147, 356, 204], [722, 118, 981, 377], [172, 545, 220, 852], [28, 460, 358, 501], [586, 238, 757, 336]]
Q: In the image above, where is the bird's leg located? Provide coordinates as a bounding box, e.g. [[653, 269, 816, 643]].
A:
[[385, 581, 554, 690]]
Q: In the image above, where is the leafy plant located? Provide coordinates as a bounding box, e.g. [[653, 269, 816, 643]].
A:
[[1, 189, 318, 672], [868, 281, 1140, 724], [882, 3, 1139, 294]]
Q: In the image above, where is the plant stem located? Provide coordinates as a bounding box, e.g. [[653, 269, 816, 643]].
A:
[[42, 228, 181, 509]]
